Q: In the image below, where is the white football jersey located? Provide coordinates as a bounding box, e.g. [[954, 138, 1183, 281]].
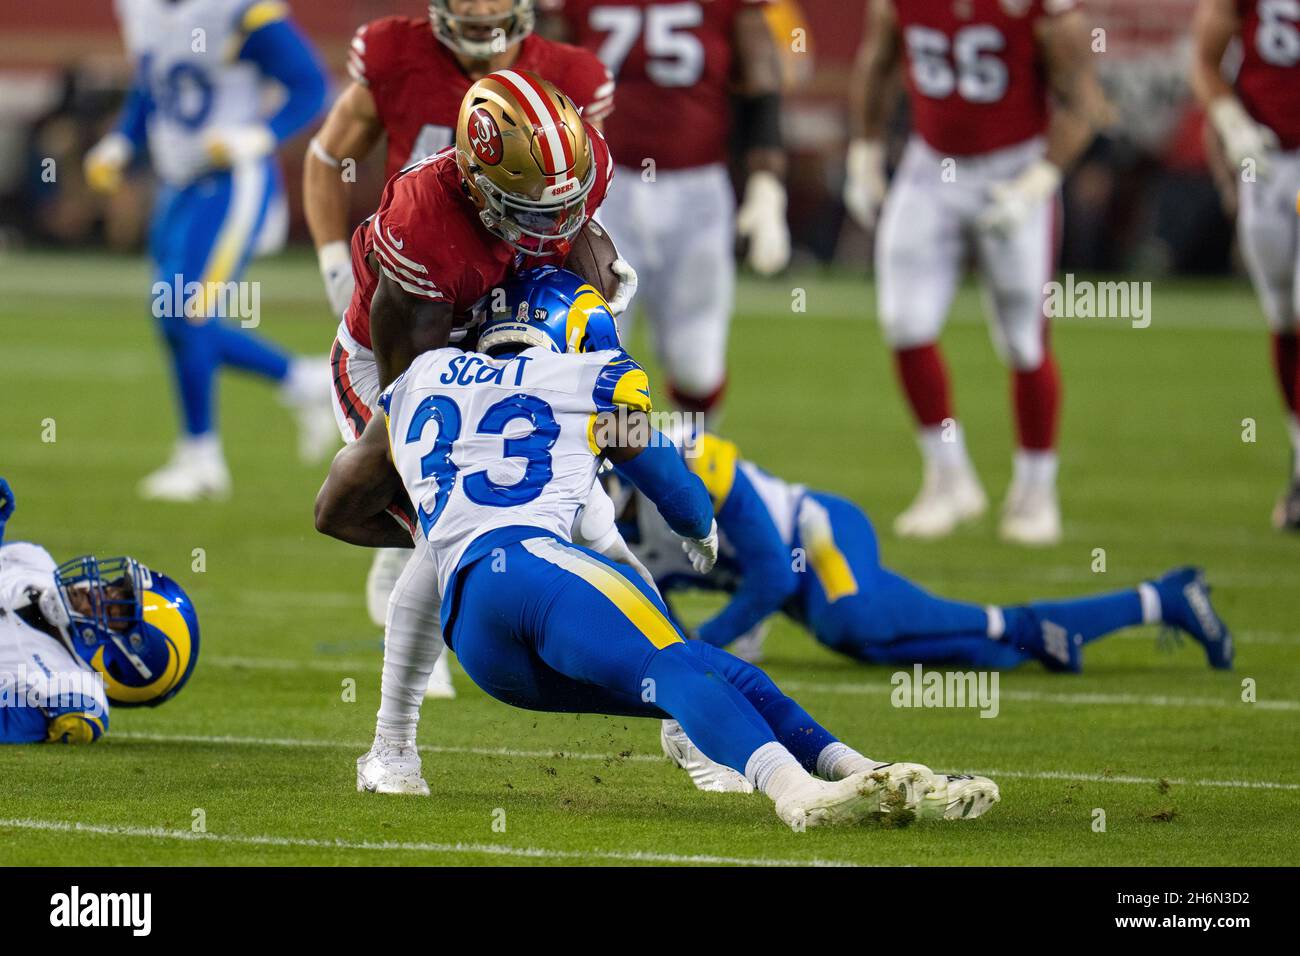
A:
[[0, 543, 108, 728], [381, 346, 651, 596], [114, 0, 277, 184]]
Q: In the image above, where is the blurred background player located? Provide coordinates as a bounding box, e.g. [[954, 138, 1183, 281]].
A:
[[83, 0, 335, 502], [604, 432, 1234, 674], [0, 479, 200, 744], [303, 1, 616, 695], [540, 0, 792, 418], [844, 0, 1111, 545], [1192, 0, 1300, 531]]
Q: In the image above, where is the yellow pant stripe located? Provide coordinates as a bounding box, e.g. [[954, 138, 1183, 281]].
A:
[[190, 162, 266, 320], [524, 538, 683, 650], [800, 498, 858, 602]]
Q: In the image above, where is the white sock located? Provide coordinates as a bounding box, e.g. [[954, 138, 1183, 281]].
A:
[[374, 538, 443, 745], [986, 605, 1006, 639], [1289, 414, 1300, 480], [745, 742, 809, 798], [815, 742, 885, 781], [1137, 582, 1162, 626], [919, 422, 971, 472], [1012, 449, 1058, 490], [180, 433, 222, 461]]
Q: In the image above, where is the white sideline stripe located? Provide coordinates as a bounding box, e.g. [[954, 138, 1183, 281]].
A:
[[202, 656, 1300, 712], [971, 769, 1300, 792], [110, 732, 1300, 792], [0, 818, 851, 868], [780, 680, 1300, 712]]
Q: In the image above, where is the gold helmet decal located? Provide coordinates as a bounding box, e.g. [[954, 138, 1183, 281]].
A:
[[456, 70, 595, 255]]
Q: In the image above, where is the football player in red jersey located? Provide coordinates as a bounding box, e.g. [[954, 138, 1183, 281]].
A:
[[304, 3, 623, 695], [306, 1, 615, 320], [845, 0, 1110, 546], [1193, 0, 1300, 531], [540, 0, 790, 417]]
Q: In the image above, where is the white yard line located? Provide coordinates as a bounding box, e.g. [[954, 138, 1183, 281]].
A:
[[779, 680, 1300, 711], [0, 818, 851, 867], [110, 731, 1300, 792]]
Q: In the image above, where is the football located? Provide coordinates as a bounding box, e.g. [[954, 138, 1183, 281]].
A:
[[563, 218, 621, 301]]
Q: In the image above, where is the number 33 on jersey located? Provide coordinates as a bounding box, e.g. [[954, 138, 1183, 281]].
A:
[[379, 346, 651, 593]]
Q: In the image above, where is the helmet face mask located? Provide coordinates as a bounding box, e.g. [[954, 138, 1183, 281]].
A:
[[54, 556, 200, 708], [429, 0, 535, 61], [456, 71, 596, 257]]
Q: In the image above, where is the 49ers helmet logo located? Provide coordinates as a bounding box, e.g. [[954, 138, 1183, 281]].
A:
[[468, 108, 503, 166]]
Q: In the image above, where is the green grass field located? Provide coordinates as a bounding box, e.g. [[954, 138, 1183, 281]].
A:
[[1, 251, 1297, 866]]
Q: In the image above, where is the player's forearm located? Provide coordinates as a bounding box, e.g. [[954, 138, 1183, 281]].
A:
[[1042, 108, 1095, 173], [851, 0, 901, 140], [1190, 0, 1239, 107], [606, 433, 714, 541], [240, 19, 329, 142], [304, 155, 353, 248], [734, 9, 786, 176], [314, 421, 412, 549]]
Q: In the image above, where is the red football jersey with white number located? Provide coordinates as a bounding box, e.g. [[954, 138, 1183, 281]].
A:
[[547, 0, 770, 170], [1235, 0, 1300, 149], [894, 0, 1076, 157], [343, 125, 615, 350], [349, 16, 615, 181]]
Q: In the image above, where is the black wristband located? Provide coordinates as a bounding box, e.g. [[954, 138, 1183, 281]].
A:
[[735, 92, 783, 154]]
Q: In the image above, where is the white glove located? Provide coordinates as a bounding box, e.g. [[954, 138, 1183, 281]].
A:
[[84, 132, 133, 195], [36, 587, 71, 635], [681, 520, 719, 574], [843, 138, 888, 231], [318, 240, 356, 318], [1209, 96, 1278, 180], [736, 171, 791, 275], [606, 258, 638, 316], [976, 158, 1062, 239], [204, 124, 276, 168]]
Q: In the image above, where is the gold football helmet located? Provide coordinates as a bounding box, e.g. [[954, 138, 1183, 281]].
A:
[[456, 70, 596, 256], [430, 1, 535, 60]]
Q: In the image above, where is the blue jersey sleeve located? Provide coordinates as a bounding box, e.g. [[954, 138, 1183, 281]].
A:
[[236, 5, 328, 142], [0, 705, 49, 744], [614, 435, 713, 541], [695, 465, 800, 648], [115, 61, 154, 149]]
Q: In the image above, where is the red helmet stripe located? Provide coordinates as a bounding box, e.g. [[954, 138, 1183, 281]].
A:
[[492, 70, 574, 184]]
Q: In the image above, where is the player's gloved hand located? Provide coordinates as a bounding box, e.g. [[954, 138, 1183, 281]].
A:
[[83, 132, 133, 195], [976, 158, 1062, 239], [204, 124, 276, 168], [681, 520, 719, 574], [1209, 96, 1279, 181], [606, 258, 638, 316], [843, 138, 888, 231], [318, 240, 357, 317], [736, 170, 791, 276]]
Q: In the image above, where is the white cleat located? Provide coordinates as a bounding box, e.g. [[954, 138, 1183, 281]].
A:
[[356, 739, 430, 796], [775, 770, 897, 830], [728, 622, 768, 664], [138, 445, 231, 502], [424, 652, 457, 700], [866, 761, 943, 817], [660, 720, 754, 793], [281, 356, 339, 464], [894, 465, 987, 539], [920, 773, 1001, 821], [999, 482, 1061, 546]]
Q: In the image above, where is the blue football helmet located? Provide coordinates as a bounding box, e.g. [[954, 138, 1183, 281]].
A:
[[477, 265, 622, 356], [54, 556, 200, 708]]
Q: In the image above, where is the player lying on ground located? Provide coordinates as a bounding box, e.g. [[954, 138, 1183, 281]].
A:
[[317, 69, 637, 701], [0, 479, 200, 744], [314, 286, 1000, 829], [84, 0, 336, 501], [602, 431, 1235, 676]]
